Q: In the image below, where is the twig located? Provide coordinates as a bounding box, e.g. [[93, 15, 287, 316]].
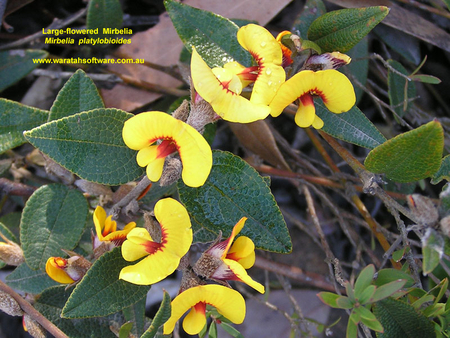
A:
[[0, 178, 36, 197], [394, 0, 450, 19], [0, 280, 69, 338], [111, 176, 151, 218], [0, 7, 87, 50]]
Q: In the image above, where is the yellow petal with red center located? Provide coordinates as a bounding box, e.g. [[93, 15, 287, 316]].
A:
[[227, 236, 255, 269], [237, 24, 285, 105], [183, 302, 207, 335], [212, 67, 242, 94], [312, 69, 356, 114], [103, 215, 117, 236], [123, 111, 212, 187], [223, 61, 254, 88], [45, 257, 75, 284], [119, 198, 192, 285], [221, 217, 247, 259], [163, 285, 246, 335], [223, 258, 265, 293], [121, 227, 154, 261], [102, 221, 136, 243], [93, 206, 107, 241], [191, 47, 270, 123]]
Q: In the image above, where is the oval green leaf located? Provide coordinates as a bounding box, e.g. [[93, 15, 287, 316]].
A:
[[0, 49, 48, 92], [371, 280, 407, 303], [373, 298, 435, 338], [316, 101, 387, 149], [354, 264, 375, 298], [141, 290, 171, 338], [49, 69, 104, 121], [87, 0, 123, 39], [34, 286, 118, 338], [364, 121, 444, 182], [164, 0, 252, 67], [178, 150, 292, 253], [307, 6, 389, 53], [62, 247, 150, 319], [0, 98, 49, 154], [20, 184, 88, 270], [24, 108, 144, 185], [5, 262, 59, 294]]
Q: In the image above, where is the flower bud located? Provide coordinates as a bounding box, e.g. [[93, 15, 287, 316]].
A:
[[0, 240, 25, 266], [407, 194, 439, 228], [0, 290, 23, 316]]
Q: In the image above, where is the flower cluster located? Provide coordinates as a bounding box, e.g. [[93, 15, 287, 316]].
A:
[[191, 23, 356, 129]]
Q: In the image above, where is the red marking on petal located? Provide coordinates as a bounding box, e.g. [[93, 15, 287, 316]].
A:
[[238, 66, 259, 81], [54, 257, 67, 269], [142, 241, 163, 255], [300, 92, 314, 107], [226, 252, 240, 261], [193, 302, 207, 315], [309, 88, 327, 103], [109, 234, 128, 247], [157, 139, 178, 159], [137, 183, 153, 201]]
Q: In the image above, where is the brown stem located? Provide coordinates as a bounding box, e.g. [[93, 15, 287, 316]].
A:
[[0, 280, 69, 338], [0, 178, 36, 197]]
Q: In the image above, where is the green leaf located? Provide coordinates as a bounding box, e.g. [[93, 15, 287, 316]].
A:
[[86, 0, 123, 39], [387, 60, 416, 119], [337, 296, 354, 309], [317, 292, 341, 308], [123, 296, 147, 337], [373, 298, 435, 338], [316, 102, 387, 149], [422, 228, 444, 275], [178, 150, 292, 253], [20, 184, 88, 270], [431, 155, 450, 184], [49, 69, 104, 121], [374, 269, 415, 288], [346, 313, 358, 338], [0, 49, 48, 92], [34, 286, 118, 338], [307, 6, 389, 53], [5, 262, 59, 294], [356, 305, 378, 322], [344, 38, 368, 104], [371, 280, 407, 303], [62, 247, 150, 318], [141, 290, 171, 338], [0, 98, 49, 154], [364, 121, 444, 182], [164, 0, 252, 67], [24, 108, 144, 185], [219, 322, 244, 338], [119, 322, 134, 338], [208, 321, 218, 338], [358, 285, 376, 305], [292, 0, 327, 37], [354, 264, 375, 298], [410, 74, 441, 84]]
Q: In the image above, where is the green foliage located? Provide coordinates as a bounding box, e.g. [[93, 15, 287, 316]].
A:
[[122, 297, 147, 337], [140, 291, 171, 338], [49, 69, 104, 121], [307, 6, 389, 52], [178, 150, 292, 253], [365, 121, 444, 182], [422, 228, 444, 275], [387, 59, 416, 120], [432, 155, 450, 184], [0, 98, 49, 154], [316, 101, 387, 149], [164, 0, 252, 67], [20, 184, 88, 270], [373, 298, 435, 338], [5, 262, 59, 294], [293, 0, 326, 37], [344, 38, 369, 104], [0, 49, 48, 92], [24, 109, 145, 185], [86, 0, 123, 39], [62, 248, 150, 318]]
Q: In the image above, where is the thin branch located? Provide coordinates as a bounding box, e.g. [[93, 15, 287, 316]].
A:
[[111, 176, 151, 218]]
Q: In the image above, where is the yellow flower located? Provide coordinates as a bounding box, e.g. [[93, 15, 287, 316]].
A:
[[93, 206, 136, 248], [45, 255, 91, 284], [119, 198, 193, 285], [163, 284, 246, 335], [193, 217, 264, 294], [269, 69, 356, 129], [122, 111, 212, 187], [276, 30, 294, 68]]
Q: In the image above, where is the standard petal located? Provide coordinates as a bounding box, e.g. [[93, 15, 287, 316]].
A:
[[313, 70, 356, 114], [183, 303, 207, 335], [250, 64, 285, 106], [163, 285, 246, 335], [191, 47, 270, 123], [45, 257, 75, 284], [224, 259, 265, 294]]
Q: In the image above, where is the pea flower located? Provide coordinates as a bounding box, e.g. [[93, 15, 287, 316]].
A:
[[122, 111, 212, 188], [93, 205, 136, 249], [119, 198, 193, 285], [193, 217, 264, 294], [191, 24, 285, 123], [163, 284, 246, 335], [45, 254, 92, 284], [269, 69, 356, 129], [276, 30, 294, 68]]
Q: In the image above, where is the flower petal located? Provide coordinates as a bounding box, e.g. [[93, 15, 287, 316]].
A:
[[146, 157, 165, 182], [183, 303, 207, 335], [295, 93, 316, 128], [136, 145, 158, 167], [121, 227, 154, 261], [227, 236, 255, 269], [45, 257, 75, 284], [163, 285, 246, 335], [312, 115, 324, 129], [93, 206, 107, 240], [220, 217, 247, 259], [223, 258, 265, 294], [191, 47, 271, 123]]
